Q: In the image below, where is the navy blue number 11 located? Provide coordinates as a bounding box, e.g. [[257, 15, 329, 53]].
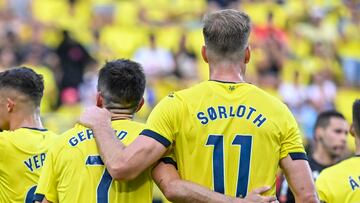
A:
[[206, 135, 252, 197]]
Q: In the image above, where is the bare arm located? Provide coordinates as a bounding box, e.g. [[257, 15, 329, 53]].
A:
[[280, 155, 319, 203], [152, 161, 278, 203], [40, 198, 51, 203], [80, 106, 168, 181], [34, 197, 51, 203]]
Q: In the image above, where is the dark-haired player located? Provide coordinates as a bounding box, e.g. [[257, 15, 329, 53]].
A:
[[316, 100, 360, 202], [34, 59, 153, 203], [280, 110, 348, 202], [0, 67, 57, 203]]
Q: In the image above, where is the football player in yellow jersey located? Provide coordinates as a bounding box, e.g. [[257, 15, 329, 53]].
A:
[[80, 10, 316, 202], [316, 99, 360, 203], [0, 67, 57, 203], [34, 59, 153, 203]]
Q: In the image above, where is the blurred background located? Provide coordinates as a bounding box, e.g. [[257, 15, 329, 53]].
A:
[[0, 0, 359, 201]]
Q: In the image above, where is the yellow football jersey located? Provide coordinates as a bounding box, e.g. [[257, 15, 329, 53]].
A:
[[35, 120, 153, 203], [143, 81, 305, 197], [316, 156, 360, 203], [0, 127, 57, 203]]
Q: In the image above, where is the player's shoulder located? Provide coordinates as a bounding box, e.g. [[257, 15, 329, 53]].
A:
[[174, 81, 209, 97], [161, 81, 209, 105], [0, 127, 57, 141], [248, 84, 287, 106], [0, 130, 12, 139], [0, 130, 13, 148], [320, 157, 357, 178], [54, 124, 90, 148]]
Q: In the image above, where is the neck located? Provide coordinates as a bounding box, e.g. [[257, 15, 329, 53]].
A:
[[312, 145, 338, 166], [209, 62, 245, 83], [108, 109, 134, 120], [9, 110, 43, 131]]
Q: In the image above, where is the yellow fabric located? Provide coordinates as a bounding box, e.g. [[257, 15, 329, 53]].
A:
[[316, 156, 360, 203], [35, 120, 153, 203], [0, 128, 57, 203], [144, 81, 305, 197]]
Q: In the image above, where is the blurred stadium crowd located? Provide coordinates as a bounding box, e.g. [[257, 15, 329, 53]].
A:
[[0, 0, 359, 146]]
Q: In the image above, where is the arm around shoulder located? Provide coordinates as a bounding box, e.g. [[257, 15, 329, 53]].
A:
[[152, 161, 278, 203]]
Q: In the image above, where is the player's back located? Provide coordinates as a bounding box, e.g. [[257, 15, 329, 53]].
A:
[[36, 120, 152, 203], [0, 127, 57, 203], [166, 81, 305, 197], [316, 156, 360, 203]]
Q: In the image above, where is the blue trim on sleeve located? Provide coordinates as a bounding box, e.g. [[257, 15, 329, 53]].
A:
[[22, 127, 48, 132], [141, 129, 171, 148], [289, 152, 308, 161], [160, 157, 178, 170], [86, 155, 104, 165], [33, 194, 45, 202]]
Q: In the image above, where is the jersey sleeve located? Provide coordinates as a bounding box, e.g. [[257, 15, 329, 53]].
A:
[[315, 172, 330, 203], [160, 149, 177, 170], [34, 148, 59, 203], [141, 94, 182, 148], [279, 107, 306, 159]]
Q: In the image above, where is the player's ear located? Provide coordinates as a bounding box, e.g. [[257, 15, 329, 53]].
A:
[[6, 98, 15, 113], [314, 127, 323, 142], [96, 92, 104, 108], [135, 97, 145, 113], [201, 45, 209, 63], [350, 123, 355, 137], [244, 45, 251, 64]]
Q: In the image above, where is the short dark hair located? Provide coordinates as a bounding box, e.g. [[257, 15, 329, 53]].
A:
[[97, 59, 146, 111], [352, 99, 360, 137], [0, 67, 44, 107], [203, 9, 251, 61], [314, 110, 346, 130]]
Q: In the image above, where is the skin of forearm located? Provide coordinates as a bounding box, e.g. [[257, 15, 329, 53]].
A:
[[280, 157, 319, 203], [166, 180, 236, 203], [153, 163, 237, 203], [92, 123, 128, 179]]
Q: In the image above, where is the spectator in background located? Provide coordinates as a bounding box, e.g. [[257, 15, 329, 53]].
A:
[[338, 0, 360, 87], [278, 71, 316, 139], [279, 110, 348, 203], [307, 69, 337, 113], [7, 0, 32, 20], [133, 33, 175, 80], [133, 33, 176, 108], [79, 60, 98, 107], [56, 30, 92, 105], [0, 47, 17, 70], [0, 31, 22, 69], [173, 33, 198, 82], [254, 12, 287, 88], [207, 0, 240, 11]]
